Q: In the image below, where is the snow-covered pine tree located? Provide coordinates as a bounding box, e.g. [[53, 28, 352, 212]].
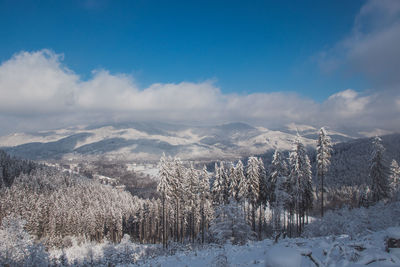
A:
[[269, 150, 289, 204], [257, 158, 268, 206], [186, 162, 200, 242], [316, 127, 332, 217], [369, 136, 390, 202], [246, 157, 260, 232], [171, 157, 185, 242], [273, 170, 290, 236], [212, 162, 222, 205], [220, 162, 231, 205], [235, 160, 247, 203], [257, 157, 267, 238], [209, 200, 255, 245], [389, 159, 400, 197], [289, 135, 313, 234], [269, 150, 289, 233], [212, 162, 228, 205], [199, 165, 212, 243], [157, 153, 172, 247], [228, 162, 236, 201]]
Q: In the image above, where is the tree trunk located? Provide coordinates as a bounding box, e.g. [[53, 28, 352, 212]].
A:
[[251, 202, 256, 232], [162, 196, 166, 248], [258, 205, 262, 239], [321, 173, 324, 217]]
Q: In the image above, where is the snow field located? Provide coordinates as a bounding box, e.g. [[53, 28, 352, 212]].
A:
[[45, 228, 400, 266]]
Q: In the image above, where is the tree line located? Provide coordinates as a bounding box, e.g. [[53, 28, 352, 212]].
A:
[[0, 129, 399, 248]]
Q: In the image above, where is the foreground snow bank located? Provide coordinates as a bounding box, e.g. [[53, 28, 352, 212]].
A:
[[304, 201, 400, 238], [2, 217, 399, 266], [265, 245, 302, 267], [46, 229, 400, 266], [143, 230, 400, 267]]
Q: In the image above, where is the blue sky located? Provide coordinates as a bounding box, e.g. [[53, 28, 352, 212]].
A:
[[0, 0, 366, 101], [0, 0, 399, 135]]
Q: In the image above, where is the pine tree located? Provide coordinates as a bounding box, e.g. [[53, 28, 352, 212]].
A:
[[235, 160, 247, 203], [369, 136, 390, 202], [199, 165, 212, 243], [212, 162, 221, 205], [228, 162, 236, 200], [246, 157, 260, 232], [209, 201, 255, 245], [289, 135, 313, 234], [170, 157, 185, 242], [257, 158, 268, 207], [269, 150, 289, 233], [220, 162, 231, 204], [212, 162, 227, 205], [157, 154, 172, 248], [316, 127, 332, 217], [268, 150, 287, 205], [186, 162, 200, 242], [273, 171, 290, 235], [389, 159, 400, 196], [257, 157, 267, 238]]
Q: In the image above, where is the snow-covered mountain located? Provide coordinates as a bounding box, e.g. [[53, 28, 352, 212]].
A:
[[0, 122, 354, 161]]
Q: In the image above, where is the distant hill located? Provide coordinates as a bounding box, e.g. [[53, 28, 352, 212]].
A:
[[324, 133, 400, 187], [1, 122, 399, 191], [255, 133, 400, 189], [0, 122, 354, 161]]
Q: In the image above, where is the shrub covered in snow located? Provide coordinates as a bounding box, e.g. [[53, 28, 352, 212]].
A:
[[209, 201, 256, 245], [0, 214, 49, 266], [304, 201, 400, 238], [49, 234, 162, 266]]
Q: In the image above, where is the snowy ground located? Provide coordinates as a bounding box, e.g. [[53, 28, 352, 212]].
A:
[[136, 234, 400, 267], [49, 228, 400, 267], [126, 163, 159, 178]]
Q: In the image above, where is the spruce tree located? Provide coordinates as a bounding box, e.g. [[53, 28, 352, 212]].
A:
[[369, 136, 389, 202], [235, 160, 246, 203], [269, 150, 289, 233], [209, 200, 255, 245], [316, 127, 332, 217], [199, 165, 211, 243], [389, 159, 400, 196], [157, 154, 172, 248], [289, 135, 313, 234], [220, 162, 231, 204], [268, 150, 287, 205], [257, 158, 268, 207], [228, 162, 236, 200], [246, 157, 260, 232], [186, 162, 199, 242], [212, 162, 224, 205]]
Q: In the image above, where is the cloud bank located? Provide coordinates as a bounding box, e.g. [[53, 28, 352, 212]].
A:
[[318, 0, 400, 90], [0, 0, 399, 136], [0, 48, 399, 136]]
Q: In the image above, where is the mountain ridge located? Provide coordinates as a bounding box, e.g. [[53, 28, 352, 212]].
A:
[[0, 122, 355, 161]]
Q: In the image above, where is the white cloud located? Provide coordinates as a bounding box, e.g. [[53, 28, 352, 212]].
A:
[[309, 0, 400, 134], [0, 50, 78, 114], [0, 49, 399, 135], [318, 0, 400, 88], [325, 89, 371, 117]]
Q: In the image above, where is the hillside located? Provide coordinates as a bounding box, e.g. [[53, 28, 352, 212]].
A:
[[0, 122, 353, 161], [325, 133, 400, 187]]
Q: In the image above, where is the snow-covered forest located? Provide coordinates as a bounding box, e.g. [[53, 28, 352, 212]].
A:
[[2, 0, 400, 265], [1, 130, 400, 266]]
